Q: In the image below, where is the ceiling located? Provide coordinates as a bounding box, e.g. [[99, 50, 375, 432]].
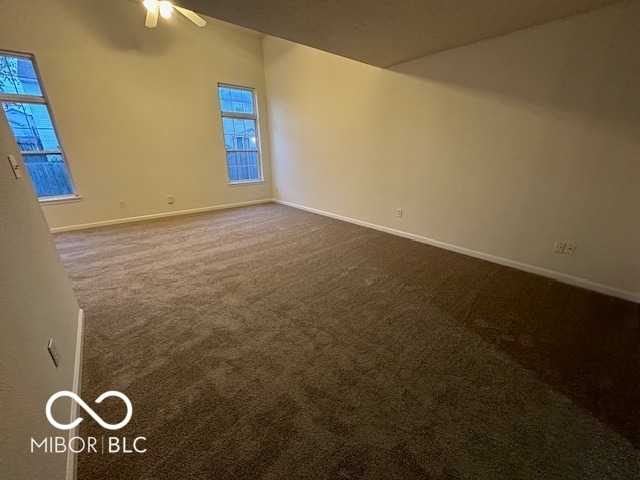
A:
[[177, 0, 624, 67]]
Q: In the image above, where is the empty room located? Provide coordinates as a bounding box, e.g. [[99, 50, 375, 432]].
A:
[[1, 0, 639, 479]]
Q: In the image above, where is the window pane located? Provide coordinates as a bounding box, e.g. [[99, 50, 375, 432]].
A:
[[219, 87, 231, 101], [0, 53, 75, 198], [240, 90, 252, 103], [233, 118, 245, 136], [2, 100, 74, 197], [218, 84, 260, 182], [227, 151, 260, 182], [232, 101, 244, 113], [222, 117, 234, 134], [230, 89, 243, 102], [240, 90, 254, 114], [227, 152, 239, 182], [221, 118, 258, 153], [244, 119, 256, 146], [218, 86, 254, 114], [0, 55, 43, 96], [2, 102, 60, 151], [21, 153, 74, 197]]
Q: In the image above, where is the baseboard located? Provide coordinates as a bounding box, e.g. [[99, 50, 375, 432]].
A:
[[66, 308, 84, 480], [273, 199, 640, 304], [50, 199, 273, 233]]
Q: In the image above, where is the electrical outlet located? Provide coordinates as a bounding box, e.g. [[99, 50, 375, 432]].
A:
[[119, 200, 125, 208], [554, 241, 577, 255], [48, 339, 60, 368], [396, 209, 403, 218], [167, 195, 174, 205]]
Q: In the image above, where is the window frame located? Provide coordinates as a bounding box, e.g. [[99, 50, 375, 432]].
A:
[[0, 50, 79, 203], [217, 83, 264, 185]]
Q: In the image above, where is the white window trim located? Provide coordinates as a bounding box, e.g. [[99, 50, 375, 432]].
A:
[[39, 195, 83, 205], [218, 83, 264, 185], [0, 50, 80, 202]]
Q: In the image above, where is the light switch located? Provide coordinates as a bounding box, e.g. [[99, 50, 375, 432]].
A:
[[48, 339, 60, 367], [7, 155, 22, 179]]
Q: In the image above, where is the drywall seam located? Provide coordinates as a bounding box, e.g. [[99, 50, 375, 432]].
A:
[[50, 199, 272, 233], [66, 308, 84, 480], [273, 199, 640, 303]]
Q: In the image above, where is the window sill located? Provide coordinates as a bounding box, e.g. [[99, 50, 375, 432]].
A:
[[228, 180, 265, 186], [39, 195, 82, 205]]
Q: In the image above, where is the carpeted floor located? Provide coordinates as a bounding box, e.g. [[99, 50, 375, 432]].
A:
[[54, 203, 639, 479]]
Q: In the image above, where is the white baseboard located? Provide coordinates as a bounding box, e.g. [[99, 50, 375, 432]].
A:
[[50, 199, 273, 233], [273, 199, 640, 303], [66, 308, 84, 480]]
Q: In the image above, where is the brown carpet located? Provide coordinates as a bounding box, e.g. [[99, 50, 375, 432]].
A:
[[54, 203, 639, 479]]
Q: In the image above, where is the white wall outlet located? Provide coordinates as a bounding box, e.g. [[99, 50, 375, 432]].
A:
[[47, 339, 60, 368], [119, 200, 126, 208], [554, 242, 566, 254], [565, 243, 577, 255], [396, 208, 403, 218], [167, 195, 174, 205]]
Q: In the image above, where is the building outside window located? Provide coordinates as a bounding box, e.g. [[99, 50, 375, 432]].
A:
[[217, 84, 262, 183], [0, 52, 77, 200]]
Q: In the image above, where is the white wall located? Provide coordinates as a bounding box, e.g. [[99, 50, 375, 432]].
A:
[[264, 1, 640, 300], [0, 0, 272, 230], [0, 111, 81, 478]]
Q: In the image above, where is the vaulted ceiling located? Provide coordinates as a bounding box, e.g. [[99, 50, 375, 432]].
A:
[[178, 0, 624, 67]]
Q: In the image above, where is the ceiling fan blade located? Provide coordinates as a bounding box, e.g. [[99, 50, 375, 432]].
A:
[[174, 6, 206, 27], [145, 5, 159, 28]]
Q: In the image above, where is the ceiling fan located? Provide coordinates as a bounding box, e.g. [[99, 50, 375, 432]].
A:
[[142, 0, 206, 28]]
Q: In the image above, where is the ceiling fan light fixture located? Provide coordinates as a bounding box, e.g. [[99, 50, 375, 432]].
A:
[[142, 0, 157, 12], [143, 0, 206, 28], [159, 1, 174, 19]]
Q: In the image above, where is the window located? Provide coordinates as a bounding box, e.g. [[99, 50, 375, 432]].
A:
[[218, 84, 262, 183], [0, 52, 76, 200]]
